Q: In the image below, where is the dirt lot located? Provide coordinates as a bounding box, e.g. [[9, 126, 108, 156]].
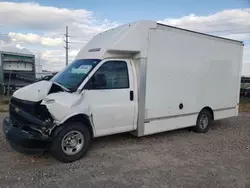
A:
[[0, 113, 250, 188]]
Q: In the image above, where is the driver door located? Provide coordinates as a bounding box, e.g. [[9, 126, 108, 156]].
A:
[[85, 60, 136, 137]]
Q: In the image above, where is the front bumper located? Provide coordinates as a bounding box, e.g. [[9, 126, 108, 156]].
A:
[[3, 117, 52, 155]]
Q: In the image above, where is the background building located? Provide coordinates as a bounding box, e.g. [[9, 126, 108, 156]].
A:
[[0, 51, 36, 95]]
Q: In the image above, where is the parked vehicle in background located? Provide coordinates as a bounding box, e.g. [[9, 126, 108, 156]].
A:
[[36, 72, 58, 82], [244, 87, 250, 98], [240, 88, 247, 98], [41, 75, 54, 81], [3, 20, 244, 163]]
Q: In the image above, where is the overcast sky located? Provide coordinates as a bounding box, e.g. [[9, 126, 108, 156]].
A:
[[0, 1, 249, 75]]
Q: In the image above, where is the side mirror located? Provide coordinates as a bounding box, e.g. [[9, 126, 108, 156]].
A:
[[94, 73, 106, 88]]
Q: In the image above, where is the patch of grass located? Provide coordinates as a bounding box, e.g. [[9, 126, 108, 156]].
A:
[[239, 97, 250, 112], [0, 96, 10, 112], [0, 96, 10, 105], [0, 104, 8, 112], [0, 100, 9, 105]]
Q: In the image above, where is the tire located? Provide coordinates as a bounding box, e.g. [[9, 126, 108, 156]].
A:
[[192, 110, 212, 133], [50, 122, 91, 163]]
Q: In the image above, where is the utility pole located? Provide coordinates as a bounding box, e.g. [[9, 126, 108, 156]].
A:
[[64, 26, 69, 67], [38, 51, 41, 65]]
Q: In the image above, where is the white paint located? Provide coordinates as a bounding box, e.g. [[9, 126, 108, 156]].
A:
[[144, 107, 238, 136], [214, 108, 238, 120], [42, 91, 85, 122], [145, 26, 242, 120], [13, 80, 52, 102], [40, 59, 136, 137], [75, 20, 157, 60], [144, 114, 198, 135], [141, 25, 242, 136], [82, 59, 136, 136]]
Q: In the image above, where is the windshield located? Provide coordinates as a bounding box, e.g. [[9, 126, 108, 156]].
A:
[[53, 59, 101, 92]]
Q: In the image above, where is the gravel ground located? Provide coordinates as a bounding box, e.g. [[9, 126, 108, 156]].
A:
[[0, 113, 250, 188]]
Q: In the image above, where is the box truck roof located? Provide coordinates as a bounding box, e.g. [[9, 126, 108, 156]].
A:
[[157, 23, 243, 45], [76, 20, 243, 60]]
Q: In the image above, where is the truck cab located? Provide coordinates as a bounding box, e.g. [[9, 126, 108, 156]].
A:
[[46, 58, 137, 136], [4, 56, 139, 162]]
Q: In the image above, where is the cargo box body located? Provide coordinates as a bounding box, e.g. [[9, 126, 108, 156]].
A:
[[140, 24, 243, 136]]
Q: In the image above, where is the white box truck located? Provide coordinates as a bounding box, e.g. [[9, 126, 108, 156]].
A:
[[3, 20, 244, 163]]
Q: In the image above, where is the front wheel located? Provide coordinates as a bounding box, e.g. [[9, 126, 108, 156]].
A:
[[50, 122, 91, 163]]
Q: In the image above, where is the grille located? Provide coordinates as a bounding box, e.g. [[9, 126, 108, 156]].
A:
[[10, 97, 39, 114], [9, 104, 30, 126], [9, 97, 41, 125], [9, 97, 52, 124]]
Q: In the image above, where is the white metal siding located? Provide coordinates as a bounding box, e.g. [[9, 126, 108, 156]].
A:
[[3, 62, 33, 71], [145, 28, 243, 120]]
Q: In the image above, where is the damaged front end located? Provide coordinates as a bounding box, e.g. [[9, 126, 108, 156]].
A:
[[3, 97, 56, 154], [9, 97, 55, 135]]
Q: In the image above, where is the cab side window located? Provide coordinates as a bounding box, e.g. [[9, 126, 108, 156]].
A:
[[88, 61, 129, 89]]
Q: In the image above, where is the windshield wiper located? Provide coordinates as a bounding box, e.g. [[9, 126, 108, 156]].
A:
[[53, 81, 71, 92]]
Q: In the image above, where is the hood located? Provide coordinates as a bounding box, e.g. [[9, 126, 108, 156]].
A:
[[13, 80, 53, 102]]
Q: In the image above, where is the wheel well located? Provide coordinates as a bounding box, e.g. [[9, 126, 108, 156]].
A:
[[64, 114, 94, 137], [201, 106, 214, 120]]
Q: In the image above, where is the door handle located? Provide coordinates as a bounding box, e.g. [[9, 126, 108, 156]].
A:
[[130, 91, 134, 101]]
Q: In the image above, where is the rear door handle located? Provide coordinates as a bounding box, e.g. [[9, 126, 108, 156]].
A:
[[130, 91, 134, 101]]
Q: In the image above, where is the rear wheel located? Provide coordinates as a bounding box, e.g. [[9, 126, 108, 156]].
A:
[[50, 122, 91, 163], [192, 110, 212, 133]]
